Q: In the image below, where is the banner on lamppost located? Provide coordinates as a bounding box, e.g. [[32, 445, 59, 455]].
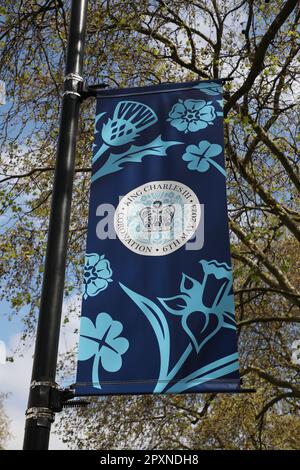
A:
[[75, 79, 241, 395]]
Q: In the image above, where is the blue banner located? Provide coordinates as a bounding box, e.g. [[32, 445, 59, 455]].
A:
[[76, 79, 241, 395]]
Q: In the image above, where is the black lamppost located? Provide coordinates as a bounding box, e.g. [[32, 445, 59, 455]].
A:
[[23, 0, 89, 450]]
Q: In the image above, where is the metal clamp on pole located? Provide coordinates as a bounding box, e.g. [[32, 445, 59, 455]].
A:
[[24, 381, 89, 429], [24, 381, 61, 428], [25, 408, 55, 429], [63, 73, 84, 99]]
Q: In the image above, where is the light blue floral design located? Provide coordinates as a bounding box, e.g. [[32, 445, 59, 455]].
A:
[[83, 253, 113, 300], [193, 81, 223, 96], [182, 140, 226, 176], [93, 101, 158, 165], [102, 101, 158, 146], [78, 312, 129, 389], [120, 259, 237, 393], [91, 100, 183, 183], [158, 260, 235, 353], [167, 99, 216, 133], [166, 352, 239, 394], [91, 135, 182, 183]]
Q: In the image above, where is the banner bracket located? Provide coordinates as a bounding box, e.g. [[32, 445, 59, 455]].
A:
[[81, 78, 235, 100], [82, 83, 109, 99], [69, 383, 256, 397], [25, 382, 90, 423]]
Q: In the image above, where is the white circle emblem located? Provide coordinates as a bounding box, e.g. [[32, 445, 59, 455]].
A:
[[114, 180, 201, 256]]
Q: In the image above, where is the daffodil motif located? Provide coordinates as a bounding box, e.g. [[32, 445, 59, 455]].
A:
[[119, 259, 238, 393], [83, 253, 113, 300], [158, 260, 236, 353], [167, 99, 216, 133], [78, 312, 129, 389]]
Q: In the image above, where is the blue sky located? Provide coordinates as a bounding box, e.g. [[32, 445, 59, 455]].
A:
[[0, 300, 23, 344], [0, 80, 80, 450], [0, 294, 81, 449], [0, 88, 74, 448]]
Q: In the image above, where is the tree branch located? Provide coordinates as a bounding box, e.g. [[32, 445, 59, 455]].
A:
[[224, 0, 299, 114], [0, 167, 92, 183]]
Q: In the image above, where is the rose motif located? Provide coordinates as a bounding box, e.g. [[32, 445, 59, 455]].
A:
[[78, 312, 129, 389], [83, 253, 113, 300], [182, 140, 225, 176], [167, 99, 216, 133]]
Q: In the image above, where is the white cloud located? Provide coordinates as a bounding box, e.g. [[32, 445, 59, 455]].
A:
[[0, 295, 81, 450]]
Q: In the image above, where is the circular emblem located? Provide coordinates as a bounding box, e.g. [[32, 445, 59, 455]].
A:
[[114, 180, 201, 256]]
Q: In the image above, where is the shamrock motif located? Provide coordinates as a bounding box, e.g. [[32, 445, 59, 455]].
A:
[[167, 99, 216, 133], [83, 253, 113, 300], [182, 140, 226, 176], [78, 312, 129, 389]]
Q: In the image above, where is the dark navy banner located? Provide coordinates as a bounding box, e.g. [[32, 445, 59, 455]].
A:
[[76, 79, 241, 395]]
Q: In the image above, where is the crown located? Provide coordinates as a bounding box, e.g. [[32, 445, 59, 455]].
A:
[[139, 200, 175, 232]]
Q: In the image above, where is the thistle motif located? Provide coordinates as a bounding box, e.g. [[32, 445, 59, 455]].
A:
[[102, 101, 158, 146], [93, 101, 158, 164]]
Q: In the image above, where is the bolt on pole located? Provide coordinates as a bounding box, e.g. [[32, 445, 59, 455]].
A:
[[23, 0, 88, 450]]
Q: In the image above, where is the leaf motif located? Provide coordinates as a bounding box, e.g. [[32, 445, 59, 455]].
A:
[[120, 282, 169, 345], [78, 317, 98, 361], [158, 294, 189, 315], [194, 160, 210, 172], [94, 112, 106, 130], [119, 282, 170, 379], [205, 143, 222, 159], [91, 135, 183, 182], [166, 355, 239, 393]]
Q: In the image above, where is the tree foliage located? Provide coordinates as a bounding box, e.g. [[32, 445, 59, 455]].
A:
[[0, 394, 9, 450], [0, 0, 300, 449]]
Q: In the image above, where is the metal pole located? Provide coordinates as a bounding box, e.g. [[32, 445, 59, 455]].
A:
[[23, 0, 88, 450]]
